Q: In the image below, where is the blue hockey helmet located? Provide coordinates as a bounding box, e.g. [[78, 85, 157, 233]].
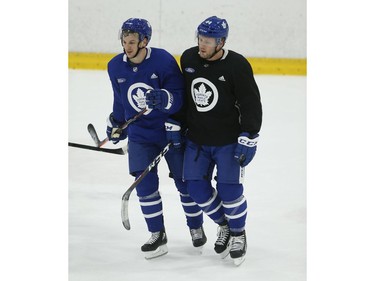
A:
[[120, 18, 152, 43], [197, 16, 229, 43]]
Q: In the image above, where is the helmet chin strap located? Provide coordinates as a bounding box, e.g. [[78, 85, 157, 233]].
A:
[[133, 42, 146, 59], [124, 42, 146, 61], [206, 45, 223, 60]]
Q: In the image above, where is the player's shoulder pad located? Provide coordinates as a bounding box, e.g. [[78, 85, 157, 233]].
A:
[[182, 46, 198, 58], [227, 50, 248, 63], [181, 46, 199, 65], [227, 50, 253, 71], [150, 47, 174, 60], [107, 53, 125, 68]]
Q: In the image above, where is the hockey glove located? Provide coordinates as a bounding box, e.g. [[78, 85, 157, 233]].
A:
[[145, 89, 173, 113], [165, 119, 182, 149], [234, 132, 259, 167], [106, 113, 128, 144]]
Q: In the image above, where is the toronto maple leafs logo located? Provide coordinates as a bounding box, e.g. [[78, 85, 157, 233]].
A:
[[132, 88, 147, 108], [191, 78, 218, 112], [127, 82, 153, 114], [194, 83, 212, 106]]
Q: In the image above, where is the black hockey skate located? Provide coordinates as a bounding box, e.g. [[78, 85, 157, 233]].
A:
[[229, 231, 247, 266], [190, 226, 207, 251], [141, 228, 168, 259], [214, 222, 231, 258]]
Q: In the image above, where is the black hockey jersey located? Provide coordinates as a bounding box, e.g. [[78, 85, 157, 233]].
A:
[[180, 46, 262, 146]]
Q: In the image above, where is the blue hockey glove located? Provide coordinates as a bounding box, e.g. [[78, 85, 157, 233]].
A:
[[145, 89, 173, 113], [234, 132, 259, 167], [165, 119, 182, 149], [106, 113, 127, 144]]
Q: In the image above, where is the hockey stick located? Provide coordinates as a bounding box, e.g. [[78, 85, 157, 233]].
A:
[[121, 142, 172, 230], [88, 108, 147, 147], [68, 142, 127, 155]]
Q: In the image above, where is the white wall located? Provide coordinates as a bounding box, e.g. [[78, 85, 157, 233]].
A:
[[69, 0, 306, 58]]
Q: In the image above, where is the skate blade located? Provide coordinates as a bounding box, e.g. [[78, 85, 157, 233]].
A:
[[193, 245, 204, 254], [144, 244, 168, 259], [233, 256, 246, 266], [220, 247, 230, 259]]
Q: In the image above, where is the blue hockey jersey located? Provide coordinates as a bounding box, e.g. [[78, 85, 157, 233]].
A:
[[107, 47, 185, 143]]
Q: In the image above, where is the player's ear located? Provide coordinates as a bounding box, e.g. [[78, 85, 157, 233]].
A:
[[219, 37, 226, 48], [140, 37, 149, 48]]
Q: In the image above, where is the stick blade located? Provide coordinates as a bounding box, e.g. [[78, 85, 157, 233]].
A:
[[68, 142, 126, 155], [87, 123, 101, 146], [121, 198, 131, 230]]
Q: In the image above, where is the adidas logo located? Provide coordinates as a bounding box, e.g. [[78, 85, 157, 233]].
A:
[[218, 76, 226, 81], [151, 73, 158, 79], [117, 78, 126, 83]]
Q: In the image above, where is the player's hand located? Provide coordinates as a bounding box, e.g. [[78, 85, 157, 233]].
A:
[[234, 133, 259, 167], [145, 89, 173, 113], [106, 113, 127, 144], [165, 119, 182, 149]]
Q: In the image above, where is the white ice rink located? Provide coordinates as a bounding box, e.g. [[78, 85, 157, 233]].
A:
[[69, 70, 306, 281]]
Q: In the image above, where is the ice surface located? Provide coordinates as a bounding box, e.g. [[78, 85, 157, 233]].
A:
[[69, 70, 306, 281]]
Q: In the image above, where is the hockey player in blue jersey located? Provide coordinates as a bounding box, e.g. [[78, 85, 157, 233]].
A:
[[179, 16, 263, 265], [105, 18, 206, 259]]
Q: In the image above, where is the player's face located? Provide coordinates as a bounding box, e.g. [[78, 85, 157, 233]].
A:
[[122, 33, 141, 58], [198, 35, 219, 59]]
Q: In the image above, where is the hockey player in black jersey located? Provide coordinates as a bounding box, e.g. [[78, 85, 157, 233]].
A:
[[179, 16, 262, 266]]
